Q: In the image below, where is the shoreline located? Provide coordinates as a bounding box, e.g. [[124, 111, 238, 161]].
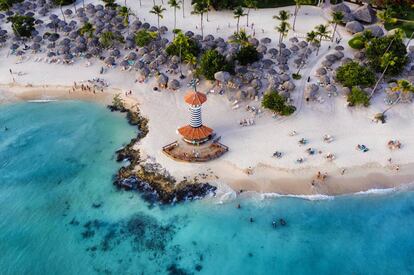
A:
[[1, 83, 414, 198]]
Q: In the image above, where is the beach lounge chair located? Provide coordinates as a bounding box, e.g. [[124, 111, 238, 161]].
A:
[[356, 144, 369, 153], [273, 151, 282, 158]]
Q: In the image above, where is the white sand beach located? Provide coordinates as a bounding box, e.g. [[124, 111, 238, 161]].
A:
[[1, 1, 414, 196]]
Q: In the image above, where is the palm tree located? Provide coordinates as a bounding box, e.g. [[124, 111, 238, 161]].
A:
[[233, 6, 246, 33], [99, 31, 117, 48], [228, 28, 251, 47], [306, 30, 318, 45], [58, 0, 66, 23], [118, 6, 134, 27], [292, 0, 312, 31], [294, 31, 317, 75], [184, 53, 197, 71], [369, 34, 400, 98], [168, 0, 181, 30], [381, 79, 414, 117], [377, 8, 397, 25], [191, 2, 208, 39], [276, 21, 290, 56], [370, 53, 397, 98], [204, 0, 212, 22], [182, 0, 185, 18], [273, 9, 290, 22], [150, 5, 166, 30], [244, 0, 257, 27], [330, 11, 344, 42], [175, 30, 189, 77], [314, 24, 330, 56], [79, 22, 95, 38]]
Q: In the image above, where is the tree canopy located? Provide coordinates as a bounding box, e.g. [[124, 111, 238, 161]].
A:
[[198, 49, 233, 80], [52, 0, 75, 6], [165, 31, 200, 57], [262, 92, 296, 116], [336, 61, 376, 88], [235, 44, 259, 65], [347, 87, 370, 107], [365, 35, 408, 76], [134, 30, 157, 47], [0, 0, 22, 11], [7, 14, 35, 37]]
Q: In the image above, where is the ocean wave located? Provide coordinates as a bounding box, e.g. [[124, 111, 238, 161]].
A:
[[354, 182, 414, 196], [211, 181, 414, 203], [27, 99, 58, 103], [260, 193, 335, 201]]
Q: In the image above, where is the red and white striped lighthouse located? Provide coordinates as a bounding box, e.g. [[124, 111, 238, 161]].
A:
[[177, 90, 213, 145]]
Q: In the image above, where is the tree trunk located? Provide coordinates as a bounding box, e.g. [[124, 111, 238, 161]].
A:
[[369, 63, 389, 98], [182, 0, 185, 18], [82, 0, 85, 9], [179, 44, 183, 77], [246, 9, 250, 27], [206, 9, 209, 22], [331, 23, 337, 42], [406, 31, 414, 47], [293, 5, 299, 31], [237, 17, 240, 33], [201, 13, 204, 38], [278, 33, 282, 56], [174, 7, 177, 29], [73, 2, 77, 12], [139, 0, 142, 7], [316, 36, 322, 56], [157, 15, 160, 30], [60, 5, 66, 23], [382, 95, 401, 116]]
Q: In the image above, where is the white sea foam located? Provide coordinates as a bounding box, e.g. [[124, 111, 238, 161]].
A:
[[27, 99, 58, 103], [260, 193, 335, 201], [212, 181, 414, 203]]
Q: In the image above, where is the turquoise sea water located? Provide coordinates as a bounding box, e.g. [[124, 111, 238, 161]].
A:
[[1, 101, 414, 275]]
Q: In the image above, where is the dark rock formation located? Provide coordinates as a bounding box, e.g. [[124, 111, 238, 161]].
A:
[[352, 4, 376, 24], [346, 21, 364, 34], [109, 104, 216, 204]]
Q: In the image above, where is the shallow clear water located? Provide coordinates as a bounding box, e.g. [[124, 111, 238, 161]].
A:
[[1, 101, 414, 275]]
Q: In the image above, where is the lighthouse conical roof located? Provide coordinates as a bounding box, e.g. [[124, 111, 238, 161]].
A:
[[184, 91, 207, 106]]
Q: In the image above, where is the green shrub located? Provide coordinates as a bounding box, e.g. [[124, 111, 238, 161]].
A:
[[347, 87, 370, 107], [198, 49, 234, 80], [0, 0, 23, 11], [7, 14, 35, 37], [336, 61, 376, 88], [235, 44, 259, 65], [166, 35, 200, 57], [348, 37, 365, 49], [134, 30, 156, 47], [292, 73, 301, 80], [52, 0, 75, 5], [262, 91, 296, 116], [366, 34, 408, 76]]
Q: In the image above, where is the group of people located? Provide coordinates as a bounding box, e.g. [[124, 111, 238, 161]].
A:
[[311, 171, 328, 186], [69, 81, 103, 94]]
